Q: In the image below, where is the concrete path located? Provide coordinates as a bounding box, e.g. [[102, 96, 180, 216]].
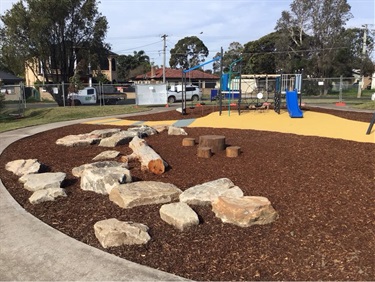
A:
[[0, 109, 187, 281]]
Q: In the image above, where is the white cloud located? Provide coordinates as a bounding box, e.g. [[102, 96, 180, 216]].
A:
[[1, 0, 374, 65]]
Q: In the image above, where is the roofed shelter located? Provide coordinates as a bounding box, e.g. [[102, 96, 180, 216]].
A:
[[0, 70, 24, 85], [0, 70, 24, 101]]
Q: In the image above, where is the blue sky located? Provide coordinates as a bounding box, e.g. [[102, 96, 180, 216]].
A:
[[1, 0, 374, 66]]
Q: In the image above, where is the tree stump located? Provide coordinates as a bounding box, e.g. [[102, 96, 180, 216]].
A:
[[182, 138, 195, 146], [197, 147, 211, 158], [199, 135, 226, 153], [226, 146, 241, 158]]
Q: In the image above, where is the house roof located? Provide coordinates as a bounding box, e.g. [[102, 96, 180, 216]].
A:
[[134, 68, 219, 80], [0, 70, 24, 84]]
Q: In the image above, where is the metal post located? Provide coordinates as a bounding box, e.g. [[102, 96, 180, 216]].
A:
[[366, 112, 375, 135], [219, 47, 223, 116], [62, 82, 66, 107], [238, 63, 242, 115], [339, 75, 343, 103], [88, 63, 92, 87], [181, 70, 185, 115]]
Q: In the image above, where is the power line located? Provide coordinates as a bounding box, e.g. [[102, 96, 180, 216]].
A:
[[114, 40, 162, 53]]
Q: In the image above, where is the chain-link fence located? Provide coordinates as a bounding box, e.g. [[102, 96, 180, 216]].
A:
[[303, 76, 357, 95], [0, 84, 27, 116], [1, 77, 372, 109], [1, 82, 138, 109], [302, 76, 374, 103]]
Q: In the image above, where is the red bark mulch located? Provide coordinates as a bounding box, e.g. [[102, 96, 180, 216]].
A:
[[0, 106, 374, 281]]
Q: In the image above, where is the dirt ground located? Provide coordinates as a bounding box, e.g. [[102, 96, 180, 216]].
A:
[[0, 106, 374, 281]]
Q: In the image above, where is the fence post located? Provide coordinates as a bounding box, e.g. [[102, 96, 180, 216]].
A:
[[62, 82, 65, 107], [339, 75, 343, 102]]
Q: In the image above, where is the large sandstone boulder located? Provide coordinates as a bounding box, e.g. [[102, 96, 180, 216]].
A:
[[94, 218, 150, 248], [55, 133, 101, 147], [212, 196, 279, 227], [29, 188, 67, 204], [179, 178, 243, 206], [168, 126, 187, 136], [92, 150, 120, 161], [72, 161, 128, 177], [19, 172, 66, 192], [109, 181, 182, 209], [80, 166, 132, 195], [89, 128, 121, 138], [127, 125, 158, 137], [5, 159, 42, 176], [150, 124, 169, 133], [159, 202, 199, 231], [98, 131, 137, 147]]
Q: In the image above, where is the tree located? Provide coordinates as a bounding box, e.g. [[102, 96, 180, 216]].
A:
[[213, 42, 243, 74], [332, 28, 374, 77], [275, 0, 353, 79], [0, 0, 109, 82], [169, 36, 209, 69], [274, 3, 314, 74], [242, 32, 280, 74], [116, 50, 150, 81]]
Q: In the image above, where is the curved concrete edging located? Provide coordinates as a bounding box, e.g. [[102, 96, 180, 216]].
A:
[[0, 107, 188, 281]]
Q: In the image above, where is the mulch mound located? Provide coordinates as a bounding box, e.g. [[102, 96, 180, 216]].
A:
[[0, 106, 374, 281]]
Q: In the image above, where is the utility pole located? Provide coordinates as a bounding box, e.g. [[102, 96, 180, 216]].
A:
[[161, 34, 168, 84], [362, 24, 368, 55], [357, 24, 368, 98]]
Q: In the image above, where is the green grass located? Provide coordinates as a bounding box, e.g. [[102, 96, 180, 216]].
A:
[[352, 101, 375, 110], [0, 105, 150, 133], [1, 94, 374, 133]]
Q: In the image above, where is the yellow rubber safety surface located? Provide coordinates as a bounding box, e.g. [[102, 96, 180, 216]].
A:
[[84, 118, 176, 127], [83, 110, 375, 144]]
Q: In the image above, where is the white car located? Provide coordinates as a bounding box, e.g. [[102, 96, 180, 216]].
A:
[[167, 85, 202, 103]]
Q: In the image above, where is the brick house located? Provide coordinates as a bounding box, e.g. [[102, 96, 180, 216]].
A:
[[24, 52, 118, 87]]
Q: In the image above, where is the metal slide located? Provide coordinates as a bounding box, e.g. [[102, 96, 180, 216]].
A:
[[286, 90, 303, 118]]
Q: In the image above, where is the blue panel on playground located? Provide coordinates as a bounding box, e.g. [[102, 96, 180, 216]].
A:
[[210, 89, 218, 101], [221, 74, 229, 91]]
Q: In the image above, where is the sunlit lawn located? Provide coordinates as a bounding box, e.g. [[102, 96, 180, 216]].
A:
[[0, 105, 150, 133]]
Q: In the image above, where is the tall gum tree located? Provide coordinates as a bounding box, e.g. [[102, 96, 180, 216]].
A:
[[169, 36, 209, 69], [213, 42, 243, 74], [275, 0, 353, 85], [0, 0, 109, 82]]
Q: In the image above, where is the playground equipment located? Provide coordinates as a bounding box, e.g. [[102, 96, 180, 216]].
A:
[[225, 58, 242, 115], [286, 90, 303, 118], [366, 112, 375, 135], [181, 56, 221, 115], [274, 73, 303, 118]]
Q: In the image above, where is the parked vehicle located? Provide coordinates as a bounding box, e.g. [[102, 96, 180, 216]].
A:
[[121, 84, 135, 93], [67, 87, 127, 105], [167, 84, 202, 103]]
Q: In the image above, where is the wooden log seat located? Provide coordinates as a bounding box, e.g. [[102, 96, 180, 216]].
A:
[[198, 135, 226, 153], [182, 138, 196, 146], [197, 147, 212, 158], [226, 146, 241, 158]]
